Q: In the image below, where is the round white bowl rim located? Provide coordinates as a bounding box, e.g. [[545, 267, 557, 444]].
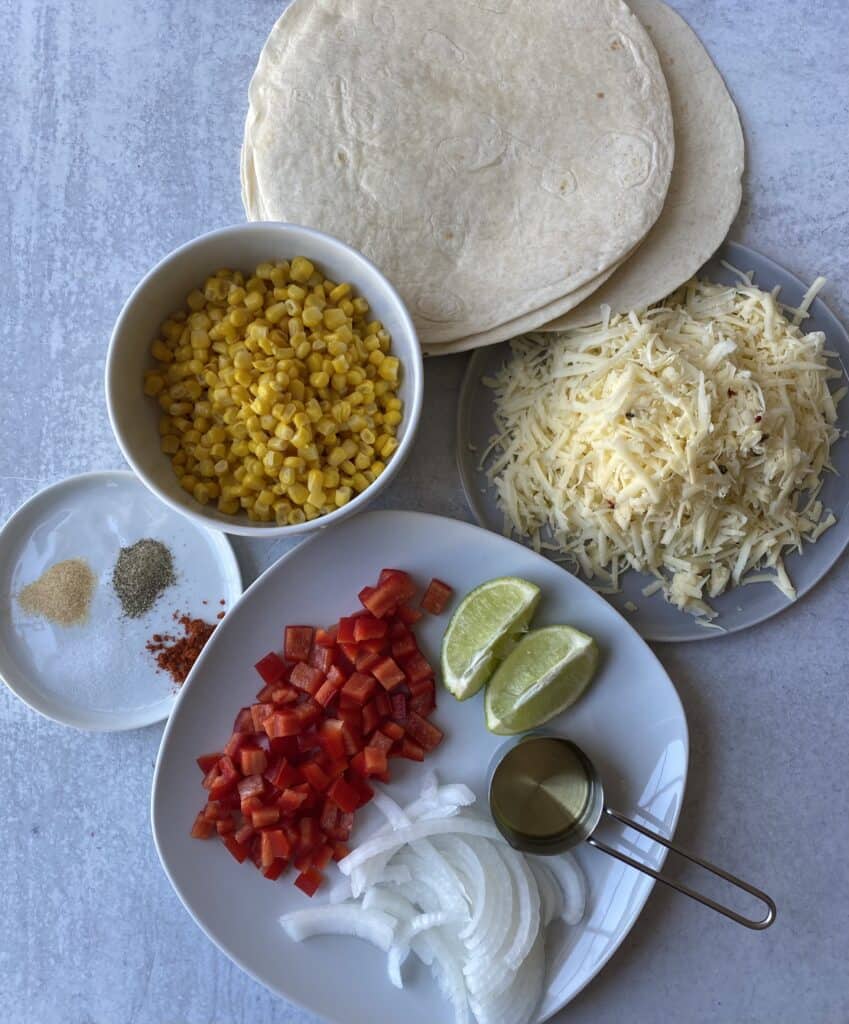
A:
[[105, 221, 424, 537]]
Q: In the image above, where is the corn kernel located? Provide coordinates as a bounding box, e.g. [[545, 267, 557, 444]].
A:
[[335, 486, 353, 507], [289, 257, 315, 284]]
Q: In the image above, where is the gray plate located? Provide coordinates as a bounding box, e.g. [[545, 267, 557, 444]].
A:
[[457, 242, 849, 642]]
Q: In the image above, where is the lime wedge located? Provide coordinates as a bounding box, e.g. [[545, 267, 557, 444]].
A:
[[484, 625, 598, 734], [440, 577, 541, 700]]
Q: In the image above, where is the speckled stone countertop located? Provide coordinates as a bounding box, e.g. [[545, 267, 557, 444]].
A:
[[1, 2, 847, 1022]]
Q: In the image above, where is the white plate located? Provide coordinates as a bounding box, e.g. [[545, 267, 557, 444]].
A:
[[457, 242, 849, 642], [152, 510, 688, 1022], [0, 471, 242, 730]]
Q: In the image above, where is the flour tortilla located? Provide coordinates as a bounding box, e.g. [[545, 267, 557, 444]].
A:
[[242, 0, 673, 347], [423, 0, 744, 353], [539, 0, 744, 330]]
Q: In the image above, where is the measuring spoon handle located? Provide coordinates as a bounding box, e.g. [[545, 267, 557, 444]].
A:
[[588, 807, 776, 930]]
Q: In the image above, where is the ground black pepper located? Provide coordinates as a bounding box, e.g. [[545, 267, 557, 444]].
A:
[[112, 539, 175, 618]]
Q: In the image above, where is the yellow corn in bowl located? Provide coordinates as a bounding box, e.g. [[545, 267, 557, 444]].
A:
[[106, 223, 423, 536]]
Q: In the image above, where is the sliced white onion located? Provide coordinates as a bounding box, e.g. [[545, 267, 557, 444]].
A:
[[388, 910, 464, 988], [280, 903, 396, 952], [460, 836, 512, 957], [527, 858, 564, 927], [338, 817, 501, 876], [280, 774, 584, 1024], [542, 852, 587, 926]]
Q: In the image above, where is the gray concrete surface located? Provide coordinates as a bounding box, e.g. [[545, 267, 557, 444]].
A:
[[1, 2, 847, 1022]]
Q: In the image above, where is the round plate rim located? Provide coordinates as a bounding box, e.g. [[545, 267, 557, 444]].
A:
[[457, 240, 849, 643], [0, 469, 243, 731], [150, 508, 689, 1022]]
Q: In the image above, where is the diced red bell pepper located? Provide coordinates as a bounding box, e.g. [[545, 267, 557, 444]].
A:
[[341, 672, 378, 706], [396, 603, 423, 625], [391, 632, 418, 660], [208, 756, 240, 799], [331, 813, 354, 842], [314, 625, 338, 647], [251, 703, 274, 732], [298, 816, 322, 852], [367, 729, 394, 753], [361, 699, 381, 736], [268, 736, 299, 760], [240, 795, 264, 818], [234, 823, 255, 846], [398, 737, 425, 761], [295, 700, 322, 729], [352, 776, 374, 807], [404, 711, 444, 752], [325, 758, 348, 780], [353, 615, 388, 643], [264, 710, 301, 738], [224, 731, 249, 758], [373, 690, 391, 718], [337, 616, 358, 644], [197, 752, 223, 774], [373, 657, 405, 691], [255, 651, 287, 685], [355, 649, 382, 673], [309, 644, 336, 674], [191, 812, 216, 839], [240, 746, 268, 776], [255, 683, 277, 703], [338, 704, 363, 730], [420, 578, 453, 614], [351, 747, 388, 776], [294, 866, 323, 897], [327, 777, 361, 813], [378, 569, 417, 601], [382, 719, 404, 740], [400, 651, 434, 685], [223, 835, 252, 863], [296, 730, 321, 754], [266, 757, 301, 792], [267, 828, 292, 859], [277, 788, 308, 814], [252, 806, 280, 829], [290, 662, 324, 696], [301, 761, 331, 792], [311, 843, 334, 871], [320, 797, 339, 834], [410, 692, 436, 717], [262, 859, 287, 881], [332, 842, 350, 862], [337, 642, 359, 667], [389, 693, 407, 723], [359, 584, 398, 619], [317, 720, 346, 761], [272, 685, 299, 705], [285, 625, 314, 662], [340, 720, 363, 757], [233, 707, 256, 734], [203, 800, 224, 821], [259, 831, 277, 868], [315, 679, 341, 707], [237, 774, 265, 802]]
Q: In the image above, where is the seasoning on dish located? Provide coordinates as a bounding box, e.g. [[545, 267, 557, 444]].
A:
[[112, 538, 175, 618], [17, 558, 96, 626], [146, 612, 216, 684]]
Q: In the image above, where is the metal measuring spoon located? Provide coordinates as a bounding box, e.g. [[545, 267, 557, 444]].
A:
[[489, 735, 776, 930]]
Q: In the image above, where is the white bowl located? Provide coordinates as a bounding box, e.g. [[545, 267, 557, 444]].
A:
[[105, 222, 423, 537]]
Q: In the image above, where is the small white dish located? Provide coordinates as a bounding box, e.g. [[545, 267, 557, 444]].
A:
[[0, 471, 242, 731], [105, 221, 424, 538], [152, 510, 688, 1022]]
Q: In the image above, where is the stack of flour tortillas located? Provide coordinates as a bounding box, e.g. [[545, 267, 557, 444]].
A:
[[241, 0, 743, 356]]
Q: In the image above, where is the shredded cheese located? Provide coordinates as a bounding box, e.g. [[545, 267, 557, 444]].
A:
[[483, 277, 845, 619]]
